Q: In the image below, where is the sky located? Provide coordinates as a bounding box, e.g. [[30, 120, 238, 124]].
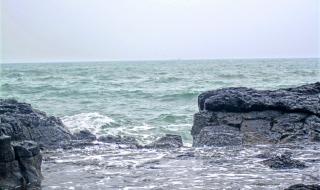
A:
[[0, 0, 319, 63]]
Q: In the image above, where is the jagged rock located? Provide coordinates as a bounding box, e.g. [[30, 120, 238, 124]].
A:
[[192, 83, 320, 147], [73, 129, 97, 141], [0, 135, 42, 189], [285, 184, 320, 190], [0, 99, 73, 148], [144, 134, 183, 149], [261, 152, 307, 169], [198, 82, 320, 115], [98, 135, 139, 146]]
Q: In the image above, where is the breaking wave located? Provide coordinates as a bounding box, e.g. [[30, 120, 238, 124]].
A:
[[61, 112, 115, 135]]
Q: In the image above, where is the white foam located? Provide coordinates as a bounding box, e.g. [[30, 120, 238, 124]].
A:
[[61, 112, 114, 135]]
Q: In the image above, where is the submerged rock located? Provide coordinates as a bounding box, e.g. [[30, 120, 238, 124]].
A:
[[97, 134, 184, 149], [285, 184, 320, 190], [73, 129, 97, 141], [98, 135, 139, 147], [192, 82, 320, 147], [0, 135, 42, 189], [0, 99, 73, 148], [144, 134, 183, 149], [261, 152, 307, 169]]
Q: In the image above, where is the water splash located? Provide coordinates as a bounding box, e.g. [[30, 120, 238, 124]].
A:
[[61, 112, 115, 135]]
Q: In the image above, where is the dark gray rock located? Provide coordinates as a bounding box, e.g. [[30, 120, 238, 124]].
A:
[[261, 152, 307, 169], [193, 126, 242, 147], [12, 141, 40, 158], [0, 99, 73, 148], [284, 184, 320, 190], [0, 135, 42, 189], [144, 134, 183, 149], [73, 129, 97, 141], [0, 135, 15, 162], [198, 82, 320, 115], [192, 83, 320, 147], [98, 135, 139, 146]]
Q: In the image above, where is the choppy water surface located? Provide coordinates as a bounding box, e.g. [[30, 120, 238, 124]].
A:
[[42, 143, 320, 190], [1, 59, 319, 144], [1, 59, 320, 189]]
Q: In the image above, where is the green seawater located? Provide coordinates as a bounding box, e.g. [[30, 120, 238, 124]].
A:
[[1, 59, 319, 145]]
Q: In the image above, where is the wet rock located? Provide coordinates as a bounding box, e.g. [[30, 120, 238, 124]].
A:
[[193, 126, 242, 147], [0, 135, 15, 162], [255, 151, 275, 159], [12, 141, 40, 158], [261, 152, 307, 169], [284, 184, 320, 190], [0, 99, 73, 148], [73, 129, 97, 141], [176, 152, 196, 159], [98, 135, 139, 146], [192, 83, 320, 147], [144, 134, 183, 149], [0, 135, 42, 189]]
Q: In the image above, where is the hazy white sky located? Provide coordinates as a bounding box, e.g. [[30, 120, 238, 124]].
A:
[[1, 0, 319, 63]]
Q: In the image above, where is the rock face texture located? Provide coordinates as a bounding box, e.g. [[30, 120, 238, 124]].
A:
[[0, 99, 73, 148], [145, 134, 183, 149], [0, 135, 42, 189], [192, 82, 320, 147]]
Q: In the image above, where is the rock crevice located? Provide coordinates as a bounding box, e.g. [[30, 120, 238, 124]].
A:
[[0, 135, 42, 189]]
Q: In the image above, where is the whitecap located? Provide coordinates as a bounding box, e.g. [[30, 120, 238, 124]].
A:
[[61, 112, 114, 135]]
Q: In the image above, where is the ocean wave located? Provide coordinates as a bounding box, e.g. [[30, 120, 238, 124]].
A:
[[1, 83, 11, 90], [144, 76, 181, 83], [159, 92, 198, 101], [5, 72, 24, 78], [38, 76, 64, 81], [61, 112, 115, 135], [101, 123, 157, 144], [157, 76, 181, 83], [217, 73, 247, 79], [288, 70, 319, 77], [156, 114, 188, 123]]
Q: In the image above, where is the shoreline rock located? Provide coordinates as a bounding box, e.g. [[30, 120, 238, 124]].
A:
[[0, 135, 42, 189], [0, 99, 73, 148], [192, 82, 320, 147], [261, 151, 307, 169], [73, 129, 97, 141], [144, 134, 183, 149]]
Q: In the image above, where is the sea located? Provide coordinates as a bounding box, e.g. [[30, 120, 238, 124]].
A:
[[1, 58, 320, 189]]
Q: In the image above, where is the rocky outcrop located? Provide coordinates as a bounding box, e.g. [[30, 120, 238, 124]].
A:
[[144, 134, 183, 149], [0, 99, 73, 148], [192, 82, 320, 147], [0, 135, 42, 189]]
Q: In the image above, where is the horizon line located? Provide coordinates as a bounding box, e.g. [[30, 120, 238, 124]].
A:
[[1, 57, 319, 65]]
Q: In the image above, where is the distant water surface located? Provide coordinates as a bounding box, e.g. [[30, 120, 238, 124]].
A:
[[1, 59, 319, 144]]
